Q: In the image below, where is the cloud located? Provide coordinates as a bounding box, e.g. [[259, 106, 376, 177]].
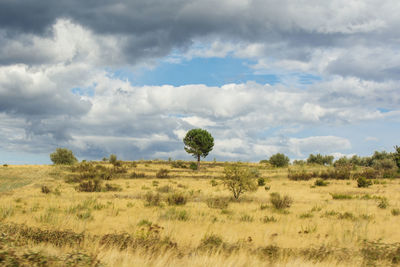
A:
[[0, 1, 399, 162], [2, 65, 393, 161], [288, 136, 352, 157], [1, 1, 399, 80]]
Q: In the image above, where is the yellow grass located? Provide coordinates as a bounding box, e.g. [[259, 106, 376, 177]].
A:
[[0, 161, 399, 266]]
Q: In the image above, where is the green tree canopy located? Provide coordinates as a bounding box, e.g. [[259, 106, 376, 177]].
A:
[[269, 153, 290, 167], [222, 164, 257, 200], [394, 146, 400, 169], [307, 154, 334, 165], [50, 148, 77, 165], [183, 128, 214, 169]]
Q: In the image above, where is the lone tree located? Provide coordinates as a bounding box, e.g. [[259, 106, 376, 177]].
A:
[[222, 164, 257, 200], [269, 153, 290, 167], [50, 148, 77, 165], [394, 145, 400, 169], [183, 128, 214, 169]]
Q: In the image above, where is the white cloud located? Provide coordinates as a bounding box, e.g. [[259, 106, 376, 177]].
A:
[[289, 136, 351, 157], [1, 2, 400, 162]]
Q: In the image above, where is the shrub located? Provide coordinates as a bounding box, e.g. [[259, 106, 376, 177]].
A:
[[210, 179, 218, 186], [41, 185, 51, 194], [240, 214, 254, 222], [189, 162, 198, 170], [354, 168, 381, 179], [222, 164, 257, 200], [262, 216, 277, 223], [160, 208, 189, 221], [249, 168, 260, 178], [292, 160, 306, 166], [167, 192, 187, 205], [104, 183, 122, 192], [395, 145, 400, 169], [269, 153, 290, 167], [270, 192, 293, 210], [206, 197, 229, 209], [357, 177, 372, 188], [76, 179, 102, 192], [378, 198, 389, 209], [288, 170, 313, 181], [157, 185, 174, 193], [130, 172, 146, 178], [143, 192, 162, 206], [109, 154, 117, 165], [171, 160, 187, 169], [50, 148, 78, 165], [391, 208, 400, 216], [198, 234, 223, 250], [330, 193, 352, 200], [320, 165, 351, 180], [307, 154, 334, 165], [314, 179, 329, 186], [257, 177, 266, 186], [156, 168, 169, 178]]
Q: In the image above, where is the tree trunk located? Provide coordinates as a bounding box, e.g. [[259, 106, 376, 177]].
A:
[[197, 154, 200, 170]]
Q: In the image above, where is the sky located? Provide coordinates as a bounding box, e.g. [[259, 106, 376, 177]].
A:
[[0, 0, 399, 164]]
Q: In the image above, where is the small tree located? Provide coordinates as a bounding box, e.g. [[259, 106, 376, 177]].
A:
[[394, 146, 400, 169], [50, 148, 77, 165], [183, 128, 214, 169], [222, 164, 257, 200], [109, 154, 117, 165], [269, 153, 290, 167]]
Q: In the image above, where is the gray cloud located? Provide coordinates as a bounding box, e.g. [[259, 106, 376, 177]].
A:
[[1, 0, 400, 79], [0, 1, 399, 162]]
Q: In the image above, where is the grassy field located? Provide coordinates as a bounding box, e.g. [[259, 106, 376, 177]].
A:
[[0, 161, 399, 266]]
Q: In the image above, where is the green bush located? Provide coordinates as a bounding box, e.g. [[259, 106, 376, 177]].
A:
[[198, 234, 223, 250], [357, 177, 372, 188], [167, 192, 187, 205], [378, 198, 389, 209], [269, 153, 290, 167], [171, 160, 187, 169], [189, 162, 198, 170], [257, 177, 266, 186], [76, 179, 102, 192], [156, 168, 169, 178], [109, 154, 117, 165], [249, 168, 260, 178], [262, 216, 277, 223], [160, 208, 189, 221], [50, 148, 78, 165], [288, 170, 313, 181], [144, 192, 162, 206], [319, 165, 351, 180], [130, 172, 146, 178], [104, 183, 122, 192], [307, 153, 334, 165], [314, 179, 329, 186], [270, 192, 293, 210], [391, 208, 400, 216], [206, 197, 229, 209], [330, 193, 353, 200], [222, 164, 257, 200], [354, 168, 381, 179], [41, 185, 51, 194]]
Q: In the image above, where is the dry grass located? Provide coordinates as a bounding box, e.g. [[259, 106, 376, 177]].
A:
[[0, 161, 399, 266]]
